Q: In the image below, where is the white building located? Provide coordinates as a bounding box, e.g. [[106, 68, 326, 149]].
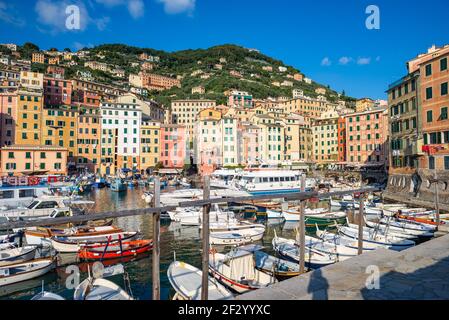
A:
[[292, 89, 304, 99], [304, 77, 312, 84], [278, 66, 287, 72], [100, 101, 142, 168]]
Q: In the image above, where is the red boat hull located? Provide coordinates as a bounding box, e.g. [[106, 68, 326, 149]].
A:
[[78, 240, 153, 260]]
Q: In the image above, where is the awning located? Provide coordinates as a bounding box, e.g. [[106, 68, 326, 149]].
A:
[[157, 169, 182, 174]]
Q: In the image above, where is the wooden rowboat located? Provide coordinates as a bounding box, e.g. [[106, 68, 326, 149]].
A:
[[78, 239, 153, 260], [168, 261, 233, 300], [0, 246, 37, 266], [0, 258, 55, 287]]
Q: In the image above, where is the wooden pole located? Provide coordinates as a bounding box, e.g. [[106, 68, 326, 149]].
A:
[[201, 175, 211, 300], [299, 174, 306, 274], [358, 194, 364, 255], [152, 177, 161, 300]]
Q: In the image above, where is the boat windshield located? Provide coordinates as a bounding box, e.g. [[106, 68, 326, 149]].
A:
[[28, 201, 39, 209]]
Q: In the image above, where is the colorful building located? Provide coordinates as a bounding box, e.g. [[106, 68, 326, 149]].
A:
[[0, 145, 67, 176], [344, 108, 389, 166], [312, 109, 339, 164], [337, 117, 346, 162], [44, 77, 72, 107], [195, 109, 223, 174], [160, 124, 187, 168], [140, 120, 161, 173], [76, 105, 101, 173]]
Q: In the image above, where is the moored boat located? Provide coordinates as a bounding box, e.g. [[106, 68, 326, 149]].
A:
[[0, 257, 56, 287], [209, 248, 277, 293], [78, 239, 152, 260], [167, 260, 234, 300], [74, 278, 133, 300], [0, 246, 37, 266]]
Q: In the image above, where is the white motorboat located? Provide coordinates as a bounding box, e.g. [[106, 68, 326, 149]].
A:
[[210, 226, 265, 245], [209, 248, 277, 293], [1, 196, 71, 219], [159, 188, 251, 206], [169, 204, 237, 226], [0, 258, 55, 287], [168, 260, 234, 300], [0, 245, 37, 266]]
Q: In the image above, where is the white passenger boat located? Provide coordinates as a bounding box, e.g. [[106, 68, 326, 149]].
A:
[[338, 224, 415, 248], [209, 248, 277, 293], [0, 246, 37, 266], [168, 260, 234, 300], [0, 258, 55, 287], [235, 170, 315, 195]]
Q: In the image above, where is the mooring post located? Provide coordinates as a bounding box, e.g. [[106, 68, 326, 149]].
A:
[[299, 174, 306, 274], [358, 194, 364, 255], [152, 176, 161, 300], [201, 175, 211, 300]]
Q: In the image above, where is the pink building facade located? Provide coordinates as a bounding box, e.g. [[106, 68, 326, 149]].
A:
[[160, 124, 187, 168], [344, 108, 389, 166]]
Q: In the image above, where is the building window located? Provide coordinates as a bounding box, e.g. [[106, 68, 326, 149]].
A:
[[441, 107, 448, 121], [445, 156, 449, 170], [426, 87, 433, 100], [441, 82, 448, 96], [429, 156, 435, 170], [427, 110, 433, 123], [425, 64, 432, 76], [441, 58, 448, 71]]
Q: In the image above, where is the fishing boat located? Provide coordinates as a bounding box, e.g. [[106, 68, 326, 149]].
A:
[[272, 233, 336, 269], [0, 233, 19, 250], [78, 239, 152, 260], [110, 178, 127, 192], [50, 231, 138, 253], [208, 248, 277, 293], [167, 260, 234, 300], [315, 229, 384, 251], [25, 225, 124, 247], [281, 208, 346, 225], [0, 246, 37, 266], [74, 278, 133, 300], [338, 224, 415, 249], [210, 226, 266, 245], [365, 219, 434, 238], [238, 244, 301, 279], [31, 282, 65, 300], [0, 257, 55, 287], [170, 204, 238, 226], [31, 291, 65, 300]]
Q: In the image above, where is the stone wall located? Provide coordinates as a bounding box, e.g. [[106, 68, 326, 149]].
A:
[[384, 169, 449, 211]]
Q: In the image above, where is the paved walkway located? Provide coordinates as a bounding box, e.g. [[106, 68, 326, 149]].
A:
[[237, 234, 449, 300]]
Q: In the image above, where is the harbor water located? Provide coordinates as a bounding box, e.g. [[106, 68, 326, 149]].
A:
[[1, 186, 330, 300]]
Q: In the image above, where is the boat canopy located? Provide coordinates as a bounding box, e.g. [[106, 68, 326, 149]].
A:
[[227, 251, 256, 280]]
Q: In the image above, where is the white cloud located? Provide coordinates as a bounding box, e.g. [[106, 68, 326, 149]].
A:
[[35, 0, 110, 33], [357, 57, 371, 65], [338, 56, 353, 65], [95, 0, 145, 19], [128, 0, 144, 19], [157, 0, 196, 15], [0, 1, 26, 27], [321, 57, 331, 67]]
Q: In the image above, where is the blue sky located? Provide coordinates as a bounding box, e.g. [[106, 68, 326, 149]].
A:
[[1, 0, 448, 99]]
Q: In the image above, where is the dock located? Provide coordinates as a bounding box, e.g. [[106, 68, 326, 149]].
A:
[[236, 233, 449, 300]]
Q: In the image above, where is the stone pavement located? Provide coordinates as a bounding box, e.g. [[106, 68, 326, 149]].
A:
[[236, 234, 449, 300]]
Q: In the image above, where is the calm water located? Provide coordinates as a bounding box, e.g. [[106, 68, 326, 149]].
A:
[[2, 186, 328, 300]]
